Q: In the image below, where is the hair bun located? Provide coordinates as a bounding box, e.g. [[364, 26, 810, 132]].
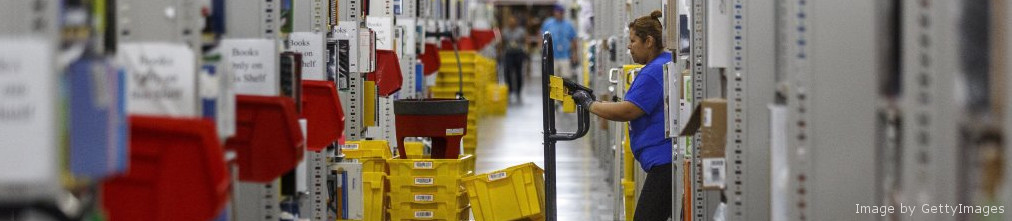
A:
[[650, 10, 662, 20]]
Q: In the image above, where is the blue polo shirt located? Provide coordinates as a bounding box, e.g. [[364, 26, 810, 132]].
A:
[[539, 17, 576, 59], [623, 52, 673, 171]]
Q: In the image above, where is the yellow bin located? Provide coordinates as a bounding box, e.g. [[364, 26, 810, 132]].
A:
[[622, 180, 636, 221], [462, 163, 546, 221], [363, 172, 388, 221]]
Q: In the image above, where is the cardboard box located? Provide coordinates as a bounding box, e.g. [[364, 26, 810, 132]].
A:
[[678, 98, 727, 158]]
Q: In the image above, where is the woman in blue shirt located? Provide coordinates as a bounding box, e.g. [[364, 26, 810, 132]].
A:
[[572, 10, 673, 221]]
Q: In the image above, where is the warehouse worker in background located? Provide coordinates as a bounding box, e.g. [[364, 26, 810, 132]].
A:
[[571, 10, 672, 221], [540, 4, 578, 80], [502, 16, 528, 103]]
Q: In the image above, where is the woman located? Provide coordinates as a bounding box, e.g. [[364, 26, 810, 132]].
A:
[[572, 10, 672, 221]]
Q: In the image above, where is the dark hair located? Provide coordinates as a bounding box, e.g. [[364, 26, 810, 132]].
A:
[[628, 10, 664, 50]]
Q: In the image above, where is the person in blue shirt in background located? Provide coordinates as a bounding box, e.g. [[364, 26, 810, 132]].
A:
[[572, 10, 672, 221], [540, 4, 578, 80]]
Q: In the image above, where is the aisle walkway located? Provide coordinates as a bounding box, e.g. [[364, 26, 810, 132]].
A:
[[475, 77, 615, 221]]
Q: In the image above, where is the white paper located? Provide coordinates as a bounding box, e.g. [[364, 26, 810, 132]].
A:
[[707, 0, 732, 68], [702, 158, 726, 188], [222, 39, 279, 96], [288, 32, 327, 80], [704, 107, 713, 127], [119, 42, 198, 116], [0, 38, 57, 184], [366, 16, 396, 51]]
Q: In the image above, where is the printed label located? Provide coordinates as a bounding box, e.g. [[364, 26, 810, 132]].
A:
[[414, 211, 433, 218], [341, 143, 360, 150], [703, 107, 713, 127], [702, 158, 726, 188], [445, 128, 464, 136], [414, 194, 434, 202], [488, 171, 508, 181], [413, 161, 434, 169], [413, 177, 434, 185]]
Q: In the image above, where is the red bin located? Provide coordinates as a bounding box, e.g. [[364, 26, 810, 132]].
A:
[[225, 95, 305, 182], [102, 116, 229, 221], [301, 80, 344, 151]]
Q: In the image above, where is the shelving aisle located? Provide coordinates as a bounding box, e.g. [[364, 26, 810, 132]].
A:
[[475, 79, 616, 221]]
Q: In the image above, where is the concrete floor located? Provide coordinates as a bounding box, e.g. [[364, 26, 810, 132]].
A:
[[474, 78, 616, 221]]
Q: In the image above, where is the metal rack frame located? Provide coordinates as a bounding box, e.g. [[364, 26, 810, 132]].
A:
[[222, 1, 283, 220], [779, 0, 880, 220], [724, 0, 775, 219]]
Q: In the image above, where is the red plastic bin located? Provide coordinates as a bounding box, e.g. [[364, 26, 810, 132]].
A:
[[441, 37, 476, 51], [394, 99, 469, 159], [102, 115, 229, 221], [420, 43, 441, 76], [225, 95, 305, 182], [471, 29, 497, 50], [367, 50, 403, 97], [301, 80, 344, 151]]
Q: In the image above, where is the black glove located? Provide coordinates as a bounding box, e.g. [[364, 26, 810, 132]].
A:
[[571, 90, 596, 108]]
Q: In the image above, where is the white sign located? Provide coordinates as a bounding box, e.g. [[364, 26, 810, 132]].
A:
[[288, 32, 326, 80], [367, 16, 395, 51], [0, 38, 57, 184], [222, 39, 278, 96], [119, 42, 198, 116]]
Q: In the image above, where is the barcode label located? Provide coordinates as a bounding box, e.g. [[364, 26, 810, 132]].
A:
[[413, 161, 433, 169], [414, 211, 433, 218], [414, 194, 434, 202], [414, 177, 434, 185], [702, 158, 726, 188], [711, 168, 721, 182], [341, 143, 359, 150], [445, 128, 464, 136], [488, 172, 508, 181]]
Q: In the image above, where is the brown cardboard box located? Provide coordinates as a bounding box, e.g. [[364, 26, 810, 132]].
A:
[[678, 98, 728, 158]]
